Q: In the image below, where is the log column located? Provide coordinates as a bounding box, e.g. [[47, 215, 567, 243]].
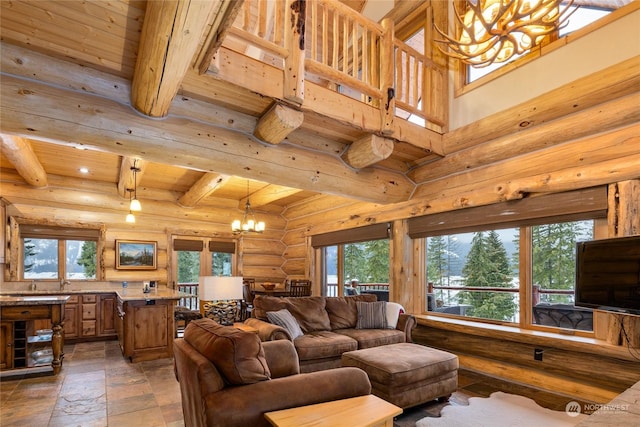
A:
[[605, 180, 640, 347]]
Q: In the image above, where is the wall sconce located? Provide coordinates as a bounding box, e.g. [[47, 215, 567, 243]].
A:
[[199, 276, 244, 326]]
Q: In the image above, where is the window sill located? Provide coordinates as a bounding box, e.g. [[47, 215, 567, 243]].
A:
[[415, 314, 637, 362]]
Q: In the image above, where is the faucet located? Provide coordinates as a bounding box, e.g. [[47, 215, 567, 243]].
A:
[[60, 279, 70, 291], [30, 280, 37, 291]]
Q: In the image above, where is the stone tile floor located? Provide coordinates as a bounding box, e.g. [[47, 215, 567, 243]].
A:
[[0, 340, 584, 426]]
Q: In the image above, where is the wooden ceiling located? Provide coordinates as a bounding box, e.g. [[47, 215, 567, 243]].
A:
[[0, 0, 633, 218]]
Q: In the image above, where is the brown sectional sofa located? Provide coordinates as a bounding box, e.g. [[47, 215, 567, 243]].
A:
[[245, 294, 416, 373], [173, 318, 372, 427]]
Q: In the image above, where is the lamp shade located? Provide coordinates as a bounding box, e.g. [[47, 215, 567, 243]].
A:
[[199, 276, 244, 301]]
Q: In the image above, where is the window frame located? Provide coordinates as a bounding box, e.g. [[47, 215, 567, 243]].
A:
[[171, 236, 238, 285], [17, 222, 101, 281], [454, 1, 635, 97]]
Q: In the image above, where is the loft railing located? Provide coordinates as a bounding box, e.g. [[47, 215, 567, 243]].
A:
[[226, 0, 447, 131]]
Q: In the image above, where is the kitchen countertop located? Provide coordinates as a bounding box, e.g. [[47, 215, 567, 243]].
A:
[[0, 288, 189, 301], [0, 295, 70, 306], [115, 288, 187, 301]]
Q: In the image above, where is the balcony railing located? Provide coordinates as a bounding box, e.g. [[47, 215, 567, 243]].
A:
[[177, 283, 199, 311], [226, 0, 447, 131]]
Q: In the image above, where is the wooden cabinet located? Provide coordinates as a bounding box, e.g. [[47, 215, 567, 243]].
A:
[[63, 296, 80, 340], [81, 294, 97, 337], [98, 294, 116, 337], [117, 297, 176, 363], [0, 322, 13, 370]]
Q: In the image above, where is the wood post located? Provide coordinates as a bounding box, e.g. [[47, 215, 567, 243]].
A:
[[380, 18, 395, 135], [605, 180, 640, 347], [284, 0, 306, 105]]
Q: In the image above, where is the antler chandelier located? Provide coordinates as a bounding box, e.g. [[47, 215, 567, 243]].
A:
[[436, 0, 575, 67]]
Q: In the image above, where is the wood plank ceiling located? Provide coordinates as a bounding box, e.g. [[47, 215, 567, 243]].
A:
[[0, 0, 632, 215]]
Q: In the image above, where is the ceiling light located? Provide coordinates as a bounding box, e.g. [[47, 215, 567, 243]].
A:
[[232, 181, 265, 235], [79, 167, 89, 174], [435, 0, 575, 67], [125, 188, 136, 223], [130, 159, 142, 212]]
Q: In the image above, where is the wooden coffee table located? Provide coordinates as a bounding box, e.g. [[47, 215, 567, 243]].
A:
[[265, 394, 402, 427]]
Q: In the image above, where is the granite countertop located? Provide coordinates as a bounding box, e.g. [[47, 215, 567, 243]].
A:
[[115, 288, 188, 301], [0, 295, 71, 306]]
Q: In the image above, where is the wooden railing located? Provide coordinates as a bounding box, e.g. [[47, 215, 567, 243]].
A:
[[177, 283, 199, 311], [227, 0, 447, 131]]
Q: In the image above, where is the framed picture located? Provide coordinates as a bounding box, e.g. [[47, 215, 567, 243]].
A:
[[116, 240, 157, 270]]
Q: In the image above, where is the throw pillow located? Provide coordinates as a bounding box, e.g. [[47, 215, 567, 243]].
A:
[[356, 301, 387, 329], [385, 302, 405, 329], [267, 309, 304, 339], [183, 318, 270, 385]]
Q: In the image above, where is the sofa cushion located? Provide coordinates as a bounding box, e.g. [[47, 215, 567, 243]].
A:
[[183, 318, 271, 385], [294, 331, 358, 361], [253, 295, 331, 333], [356, 301, 387, 329], [267, 309, 304, 339], [325, 294, 377, 330], [334, 328, 405, 349]]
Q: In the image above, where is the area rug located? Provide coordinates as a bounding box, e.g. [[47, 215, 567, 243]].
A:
[[416, 391, 587, 427]]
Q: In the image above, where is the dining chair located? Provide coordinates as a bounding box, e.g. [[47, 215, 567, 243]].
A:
[[288, 279, 312, 297]]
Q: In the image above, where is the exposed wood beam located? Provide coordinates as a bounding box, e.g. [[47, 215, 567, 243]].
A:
[[341, 134, 394, 169], [254, 104, 305, 145], [443, 56, 640, 155], [0, 134, 48, 187], [410, 92, 640, 183], [132, 0, 227, 117], [117, 156, 148, 199], [241, 184, 304, 208], [195, 1, 244, 74], [0, 73, 414, 204], [178, 173, 231, 207]]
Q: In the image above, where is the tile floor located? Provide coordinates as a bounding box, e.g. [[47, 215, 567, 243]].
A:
[[0, 340, 584, 427]]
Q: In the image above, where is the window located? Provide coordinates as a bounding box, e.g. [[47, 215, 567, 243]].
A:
[[173, 237, 236, 310], [465, 3, 620, 84], [21, 225, 99, 281], [426, 221, 595, 331], [313, 223, 391, 297], [412, 187, 607, 333]]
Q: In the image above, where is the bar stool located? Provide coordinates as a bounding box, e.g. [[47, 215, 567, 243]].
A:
[[174, 306, 202, 337]]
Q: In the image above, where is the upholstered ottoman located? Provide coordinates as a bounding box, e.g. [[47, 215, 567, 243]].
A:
[[341, 343, 458, 409]]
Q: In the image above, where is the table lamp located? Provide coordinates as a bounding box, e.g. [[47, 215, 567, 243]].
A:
[[199, 276, 244, 325]]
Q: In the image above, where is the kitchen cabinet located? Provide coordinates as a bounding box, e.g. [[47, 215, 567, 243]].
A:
[[63, 295, 80, 339], [0, 321, 14, 370], [81, 294, 97, 337], [98, 294, 116, 337], [116, 290, 180, 363]]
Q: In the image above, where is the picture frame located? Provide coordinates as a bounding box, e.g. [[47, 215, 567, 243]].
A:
[[115, 240, 157, 270]]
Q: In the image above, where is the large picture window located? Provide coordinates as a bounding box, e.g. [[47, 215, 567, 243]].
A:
[[21, 225, 99, 281]]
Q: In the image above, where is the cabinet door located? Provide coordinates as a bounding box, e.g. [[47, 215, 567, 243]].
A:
[[98, 294, 117, 336], [63, 303, 80, 339], [0, 322, 13, 370]]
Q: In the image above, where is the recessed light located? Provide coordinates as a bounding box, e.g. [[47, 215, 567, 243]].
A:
[[79, 167, 89, 174], [75, 145, 87, 150]]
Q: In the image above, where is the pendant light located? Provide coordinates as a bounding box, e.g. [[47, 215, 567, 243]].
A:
[[232, 181, 265, 234], [130, 159, 142, 211], [125, 188, 136, 223]]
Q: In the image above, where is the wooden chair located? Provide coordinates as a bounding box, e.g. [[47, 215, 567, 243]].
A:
[[241, 278, 256, 320], [288, 279, 312, 297]]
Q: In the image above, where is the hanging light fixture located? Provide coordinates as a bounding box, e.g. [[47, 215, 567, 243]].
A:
[[435, 0, 575, 68], [130, 159, 142, 211], [232, 181, 265, 234], [125, 188, 136, 223]]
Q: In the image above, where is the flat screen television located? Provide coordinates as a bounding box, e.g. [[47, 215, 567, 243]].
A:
[[575, 235, 640, 315]]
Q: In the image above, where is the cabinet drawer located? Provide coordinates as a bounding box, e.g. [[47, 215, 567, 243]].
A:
[[66, 295, 79, 304], [82, 304, 96, 320], [1, 306, 51, 320], [82, 320, 96, 336], [82, 295, 97, 304]]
